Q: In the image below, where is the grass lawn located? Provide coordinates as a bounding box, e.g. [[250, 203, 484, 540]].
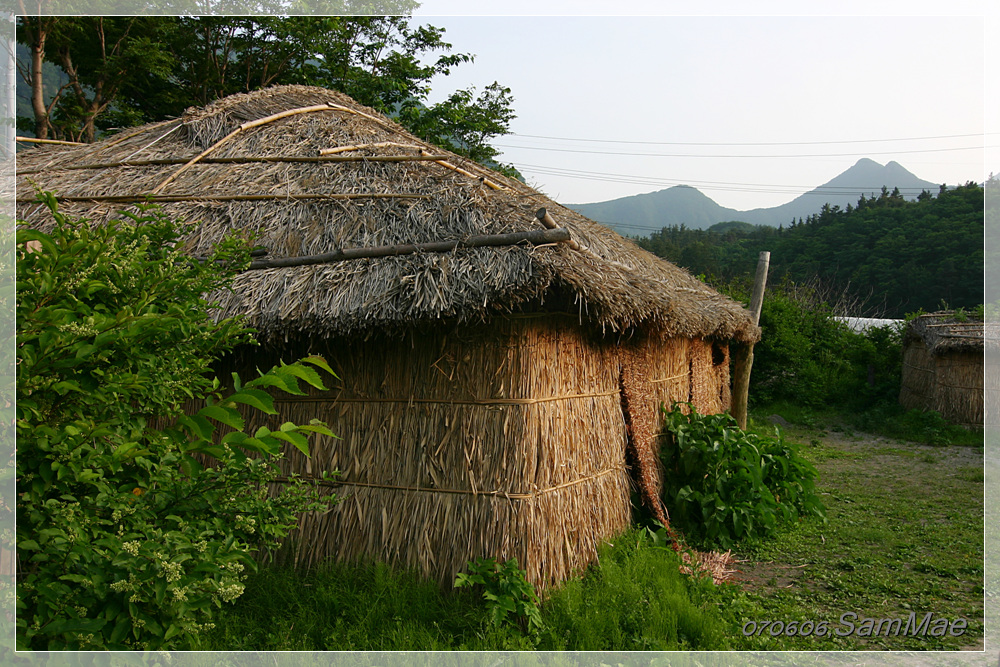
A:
[[202, 418, 985, 652], [728, 418, 984, 651]]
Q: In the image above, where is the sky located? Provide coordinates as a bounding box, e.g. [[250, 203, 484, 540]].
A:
[[409, 3, 993, 211]]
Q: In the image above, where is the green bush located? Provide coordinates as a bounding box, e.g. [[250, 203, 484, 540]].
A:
[[659, 404, 825, 549], [16, 195, 338, 650], [718, 278, 904, 411]]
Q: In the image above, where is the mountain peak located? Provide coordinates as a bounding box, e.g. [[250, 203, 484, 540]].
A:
[[567, 158, 941, 234]]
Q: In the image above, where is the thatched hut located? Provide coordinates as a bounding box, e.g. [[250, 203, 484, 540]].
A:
[[15, 85, 759, 588], [899, 312, 984, 429]]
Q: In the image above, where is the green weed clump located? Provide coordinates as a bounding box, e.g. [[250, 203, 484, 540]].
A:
[[203, 560, 533, 651], [204, 527, 739, 651], [536, 528, 732, 650], [454, 557, 542, 634], [659, 404, 825, 550]]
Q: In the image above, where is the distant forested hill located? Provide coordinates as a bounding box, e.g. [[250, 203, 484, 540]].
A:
[[635, 183, 984, 318], [570, 158, 940, 234]]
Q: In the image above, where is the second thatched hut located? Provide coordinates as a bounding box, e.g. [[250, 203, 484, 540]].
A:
[[16, 85, 760, 588], [899, 311, 984, 429]]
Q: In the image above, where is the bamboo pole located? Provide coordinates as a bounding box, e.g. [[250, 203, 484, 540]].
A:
[[319, 141, 421, 155], [244, 227, 571, 270], [731, 251, 769, 430], [420, 150, 505, 190], [535, 208, 585, 251], [16, 154, 452, 175], [16, 136, 86, 146], [535, 208, 643, 275], [151, 103, 336, 194], [14, 192, 429, 204]]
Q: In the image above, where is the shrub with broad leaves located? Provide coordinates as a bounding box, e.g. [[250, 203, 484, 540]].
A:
[[16, 194, 339, 650], [659, 404, 825, 549]]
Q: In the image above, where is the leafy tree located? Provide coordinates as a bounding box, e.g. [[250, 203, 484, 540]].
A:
[[17, 16, 176, 142], [16, 14, 518, 170], [16, 195, 339, 649]]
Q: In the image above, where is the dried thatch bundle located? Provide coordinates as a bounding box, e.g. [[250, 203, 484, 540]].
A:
[[900, 311, 985, 429], [16, 85, 759, 588], [16, 85, 758, 344]]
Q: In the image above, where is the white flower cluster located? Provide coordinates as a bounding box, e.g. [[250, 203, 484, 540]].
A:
[[59, 320, 100, 337], [160, 560, 183, 584], [122, 541, 141, 557], [234, 515, 257, 535], [220, 560, 245, 574], [111, 505, 137, 523], [110, 580, 131, 593], [217, 581, 245, 603], [62, 260, 98, 291]]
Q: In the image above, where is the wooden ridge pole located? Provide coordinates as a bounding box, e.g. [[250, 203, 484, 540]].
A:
[[731, 251, 770, 430], [243, 227, 571, 270]]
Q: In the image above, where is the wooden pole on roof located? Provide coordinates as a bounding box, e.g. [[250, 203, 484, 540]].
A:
[[240, 227, 572, 270], [731, 251, 770, 430]]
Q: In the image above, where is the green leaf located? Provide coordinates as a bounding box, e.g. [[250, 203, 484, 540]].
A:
[[154, 578, 168, 605], [245, 372, 300, 395], [278, 361, 327, 391], [197, 404, 245, 431], [268, 429, 310, 456], [109, 616, 131, 645], [300, 355, 337, 379], [227, 388, 276, 414]]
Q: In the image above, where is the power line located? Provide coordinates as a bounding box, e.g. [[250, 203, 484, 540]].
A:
[[507, 132, 996, 147], [516, 163, 946, 197], [495, 143, 990, 159]]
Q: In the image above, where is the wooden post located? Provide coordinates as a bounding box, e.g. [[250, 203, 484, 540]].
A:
[[732, 251, 770, 429]]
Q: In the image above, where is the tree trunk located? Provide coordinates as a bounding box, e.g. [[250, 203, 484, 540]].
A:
[[27, 22, 50, 140]]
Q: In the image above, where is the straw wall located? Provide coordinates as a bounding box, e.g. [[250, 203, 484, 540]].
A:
[[617, 334, 731, 522], [900, 340, 984, 429], [218, 315, 734, 589], [230, 315, 628, 589]]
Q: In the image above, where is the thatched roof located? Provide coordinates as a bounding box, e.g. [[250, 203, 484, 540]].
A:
[[904, 311, 985, 355], [16, 85, 759, 344]]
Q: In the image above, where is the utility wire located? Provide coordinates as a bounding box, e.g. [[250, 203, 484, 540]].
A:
[[517, 163, 946, 197], [507, 132, 996, 147], [494, 144, 990, 159]]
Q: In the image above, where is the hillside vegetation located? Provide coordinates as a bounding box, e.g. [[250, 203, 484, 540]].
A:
[[636, 182, 984, 318]]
